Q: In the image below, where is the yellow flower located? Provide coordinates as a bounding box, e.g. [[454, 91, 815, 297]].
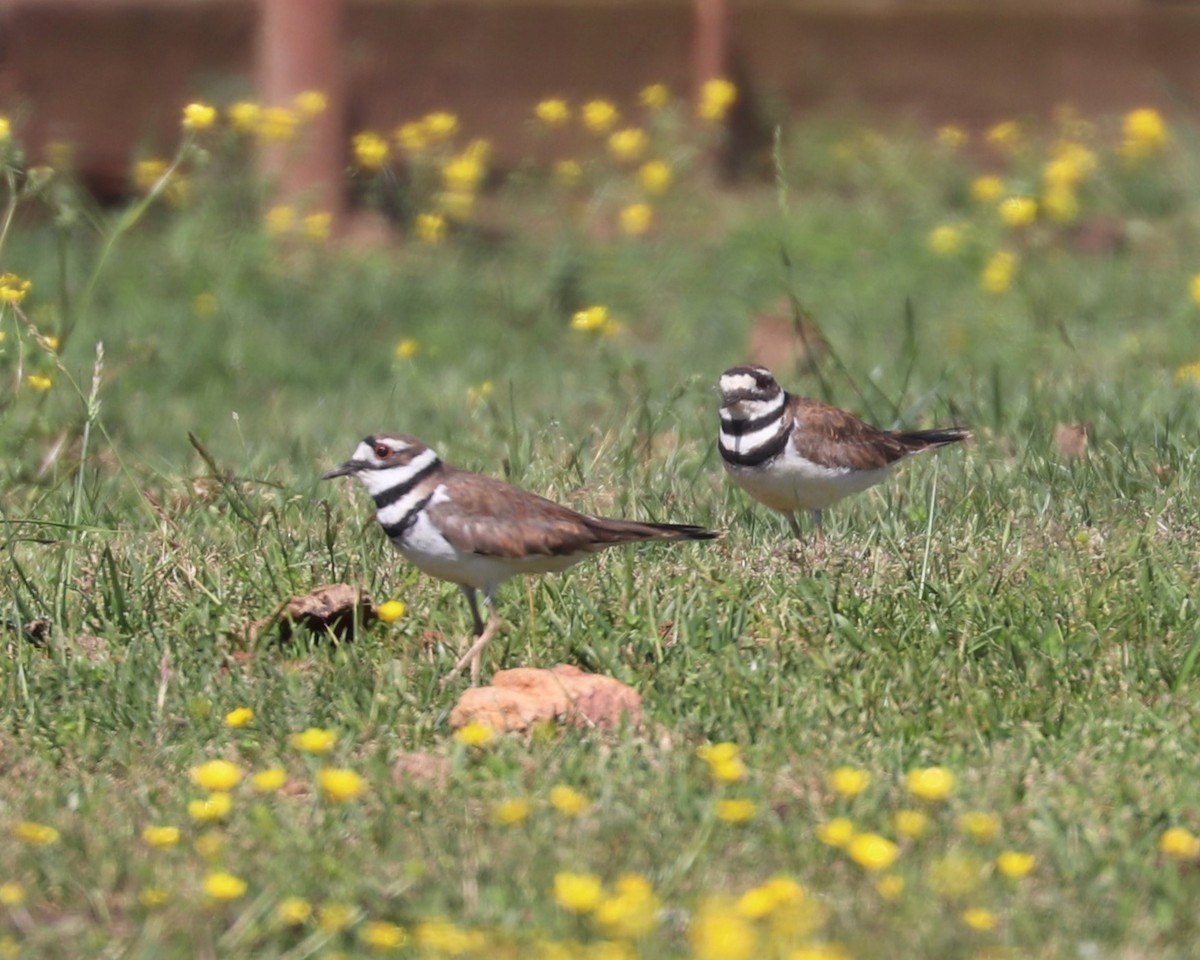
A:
[[132, 158, 169, 193], [828, 766, 870, 798], [182, 102, 217, 131], [0, 116, 9, 141], [608, 127, 647, 163], [549, 784, 590, 817], [303, 212, 333, 242], [228, 101, 262, 134], [709, 756, 746, 784], [996, 850, 1036, 878], [318, 768, 365, 804], [1120, 107, 1168, 160], [970, 175, 1004, 204], [0, 883, 25, 907], [875, 874, 905, 900], [847, 833, 900, 871], [553, 159, 583, 188], [415, 918, 481, 953], [1159, 826, 1200, 860], [985, 120, 1022, 155], [689, 897, 758, 960], [962, 907, 997, 932], [396, 121, 428, 153], [619, 202, 653, 237], [1189, 274, 1200, 308], [1044, 141, 1096, 189], [415, 212, 447, 245], [735, 875, 806, 919], [264, 205, 295, 236], [438, 191, 475, 221], [12, 821, 59, 846], [553, 872, 604, 913], [376, 599, 406, 623], [224, 707, 255, 731], [698, 78, 737, 122], [491, 797, 531, 825], [1174, 360, 1200, 385], [290, 726, 337, 754], [257, 106, 298, 142], [637, 160, 672, 195], [571, 305, 610, 333], [188, 792, 232, 823], [360, 920, 408, 951], [276, 896, 312, 926], [294, 90, 327, 118], [892, 808, 929, 839], [466, 380, 494, 405], [1042, 184, 1079, 224], [927, 854, 985, 899], [454, 721, 496, 747], [138, 886, 170, 909], [26, 375, 52, 391], [535, 98, 570, 127], [192, 292, 218, 317], [353, 131, 390, 171], [318, 901, 357, 932], [998, 196, 1037, 227], [928, 223, 963, 255], [252, 767, 287, 792], [817, 817, 855, 848], [0, 273, 30, 304], [594, 874, 661, 938], [981, 250, 1018, 295], [640, 83, 670, 111], [423, 111, 459, 142], [142, 825, 181, 848], [442, 153, 485, 193], [203, 871, 247, 902], [715, 798, 756, 824], [936, 125, 967, 149], [958, 811, 1001, 844], [583, 99, 619, 133], [394, 339, 419, 361], [190, 759, 243, 792], [905, 766, 957, 801], [192, 829, 224, 860]]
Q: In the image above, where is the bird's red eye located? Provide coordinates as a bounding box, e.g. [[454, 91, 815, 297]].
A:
[[373, 443, 391, 459]]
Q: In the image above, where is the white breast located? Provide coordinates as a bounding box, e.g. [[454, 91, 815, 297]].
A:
[[725, 443, 895, 512]]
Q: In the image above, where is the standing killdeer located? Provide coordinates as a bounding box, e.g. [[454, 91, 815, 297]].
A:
[[323, 434, 718, 684], [717, 365, 969, 540]]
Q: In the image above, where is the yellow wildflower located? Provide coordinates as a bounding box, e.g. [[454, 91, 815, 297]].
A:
[[442, 153, 485, 193], [928, 223, 963, 255], [192, 292, 218, 317], [188, 793, 232, 823], [415, 918, 480, 953], [360, 920, 408, 951], [192, 829, 224, 860], [594, 874, 661, 938], [1159, 826, 1200, 860], [394, 339, 419, 360], [257, 106, 298, 142], [466, 380, 494, 405], [182, 102, 217, 131], [928, 854, 985, 899], [138, 887, 169, 909], [571, 305, 610, 333], [353, 131, 390, 171], [714, 798, 756, 824], [252, 767, 287, 792], [637, 160, 673, 195], [294, 90, 327, 118], [892, 808, 929, 839], [876, 874, 905, 900], [1044, 140, 1096, 188], [276, 896, 313, 926], [583, 99, 619, 133], [936, 125, 967, 149], [962, 907, 997, 931], [553, 872, 604, 913], [535, 98, 570, 127], [697, 742, 739, 765], [377, 599, 406, 622], [736, 875, 805, 919], [424, 111, 459, 142], [619, 202, 653, 236], [190, 759, 243, 792], [0, 883, 25, 907], [549, 784, 590, 817], [203, 871, 247, 902], [1042, 185, 1079, 224], [996, 850, 1036, 878], [1189, 274, 1200, 307], [132, 158, 169, 193], [1173, 360, 1200, 385], [981, 250, 1018, 295], [709, 756, 746, 784], [827, 766, 870, 798], [640, 83, 670, 111], [396, 121, 428, 153], [0, 116, 9, 141], [958, 811, 1001, 844], [303, 211, 333, 242], [415, 212, 447, 245], [318, 768, 365, 804], [905, 766, 957, 801], [0, 274, 30, 304], [1120, 107, 1169, 161], [689, 897, 758, 960], [26, 375, 52, 391], [817, 817, 855, 848], [998, 196, 1037, 227], [970, 175, 1004, 204], [438, 191, 475, 221], [142, 825, 181, 848], [608, 127, 648, 163], [847, 833, 900, 871], [454, 721, 496, 747], [553, 159, 583, 188], [290, 726, 337, 754], [318, 902, 356, 932], [985, 120, 1022, 155], [264, 205, 294, 236], [491, 797, 530, 824], [12, 821, 59, 846], [228, 101, 261, 134], [698, 78, 737, 122]]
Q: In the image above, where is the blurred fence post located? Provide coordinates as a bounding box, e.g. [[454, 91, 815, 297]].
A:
[[692, 0, 728, 102], [258, 0, 345, 223]]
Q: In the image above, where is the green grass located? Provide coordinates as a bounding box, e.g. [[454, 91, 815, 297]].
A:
[[2, 106, 1200, 958]]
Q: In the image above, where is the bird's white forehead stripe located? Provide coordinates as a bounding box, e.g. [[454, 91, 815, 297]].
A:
[[719, 372, 759, 394]]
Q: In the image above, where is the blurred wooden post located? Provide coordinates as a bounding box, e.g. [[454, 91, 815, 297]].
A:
[[692, 0, 728, 100], [257, 0, 345, 221]]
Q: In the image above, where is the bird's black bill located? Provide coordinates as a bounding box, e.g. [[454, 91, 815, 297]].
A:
[[321, 461, 357, 480]]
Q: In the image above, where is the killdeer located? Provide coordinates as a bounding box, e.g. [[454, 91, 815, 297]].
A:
[[717, 365, 969, 540], [323, 434, 717, 684]]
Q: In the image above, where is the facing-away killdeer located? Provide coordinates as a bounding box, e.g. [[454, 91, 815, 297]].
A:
[[323, 434, 718, 684], [717, 364, 969, 540]]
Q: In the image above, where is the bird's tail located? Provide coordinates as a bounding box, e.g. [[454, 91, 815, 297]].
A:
[[586, 517, 720, 545], [896, 427, 971, 451]]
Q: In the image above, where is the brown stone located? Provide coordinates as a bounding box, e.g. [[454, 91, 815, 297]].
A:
[[449, 665, 643, 733]]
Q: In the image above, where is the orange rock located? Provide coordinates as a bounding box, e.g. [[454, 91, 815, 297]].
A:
[[449, 665, 643, 733]]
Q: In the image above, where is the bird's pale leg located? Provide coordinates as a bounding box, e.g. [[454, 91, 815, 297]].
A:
[[786, 512, 803, 540], [809, 509, 824, 542], [442, 587, 499, 687]]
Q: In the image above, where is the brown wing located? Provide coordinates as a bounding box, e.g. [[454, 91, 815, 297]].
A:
[[788, 396, 926, 470]]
